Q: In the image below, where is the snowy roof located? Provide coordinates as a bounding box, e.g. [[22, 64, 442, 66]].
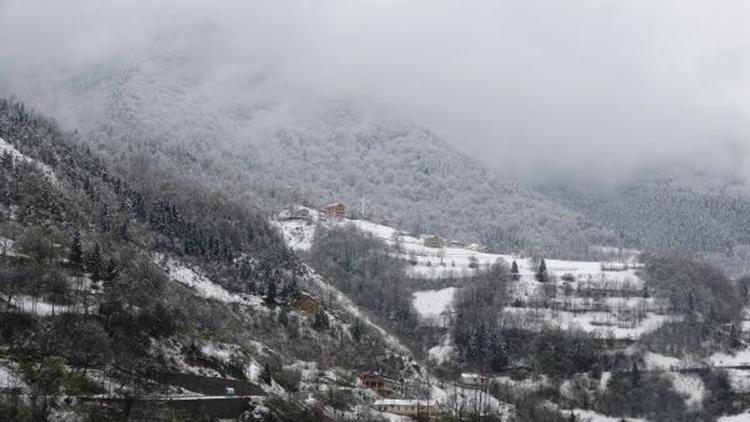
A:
[[373, 399, 436, 407], [325, 202, 344, 208]]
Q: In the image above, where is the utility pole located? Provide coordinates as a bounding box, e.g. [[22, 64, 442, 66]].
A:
[[361, 193, 365, 218]]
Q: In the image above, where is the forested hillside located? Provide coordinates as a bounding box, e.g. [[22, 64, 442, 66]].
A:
[[10, 48, 615, 258], [0, 99, 415, 421], [541, 170, 750, 273]]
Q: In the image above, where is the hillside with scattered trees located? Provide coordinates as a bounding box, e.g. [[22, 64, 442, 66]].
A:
[[0, 99, 415, 421]]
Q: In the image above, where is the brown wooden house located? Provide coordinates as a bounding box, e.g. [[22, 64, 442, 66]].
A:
[[359, 372, 395, 398], [292, 292, 321, 315], [323, 202, 345, 219]]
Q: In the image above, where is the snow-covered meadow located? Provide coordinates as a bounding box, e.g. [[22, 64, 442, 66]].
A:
[[273, 208, 663, 343]]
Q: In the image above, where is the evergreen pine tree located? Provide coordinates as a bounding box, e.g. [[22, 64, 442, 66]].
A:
[[510, 260, 520, 281], [69, 231, 83, 270], [103, 258, 119, 282], [265, 278, 277, 304], [87, 243, 103, 282], [260, 363, 272, 384], [351, 319, 364, 342], [278, 309, 289, 326], [631, 361, 640, 387], [313, 309, 330, 331], [536, 259, 549, 282]]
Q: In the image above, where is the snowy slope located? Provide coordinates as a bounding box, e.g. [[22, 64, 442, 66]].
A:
[[412, 287, 455, 324], [272, 210, 665, 340], [0, 136, 59, 185], [274, 209, 642, 286], [152, 253, 264, 308]]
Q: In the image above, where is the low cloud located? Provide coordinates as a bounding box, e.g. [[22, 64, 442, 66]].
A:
[[1, 0, 749, 183]]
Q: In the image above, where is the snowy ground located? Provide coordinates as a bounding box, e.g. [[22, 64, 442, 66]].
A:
[[710, 349, 750, 367], [430, 381, 513, 420], [273, 208, 642, 287], [719, 411, 750, 421], [273, 209, 667, 346], [502, 307, 676, 340], [270, 218, 317, 251], [428, 335, 455, 364], [153, 253, 264, 308], [0, 360, 26, 390], [670, 372, 705, 407], [643, 352, 687, 371], [566, 409, 647, 422], [412, 287, 455, 324], [0, 137, 59, 185]]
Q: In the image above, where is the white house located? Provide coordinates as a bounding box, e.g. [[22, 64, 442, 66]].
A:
[[372, 399, 437, 416], [460, 373, 489, 386]]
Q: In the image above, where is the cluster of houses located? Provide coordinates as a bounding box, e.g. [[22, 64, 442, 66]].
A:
[[359, 372, 490, 418], [360, 372, 437, 417]]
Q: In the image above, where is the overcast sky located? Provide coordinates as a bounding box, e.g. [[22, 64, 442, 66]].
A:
[[1, 0, 750, 184]]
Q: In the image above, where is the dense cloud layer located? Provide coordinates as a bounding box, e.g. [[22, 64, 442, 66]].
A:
[[1, 0, 749, 183]]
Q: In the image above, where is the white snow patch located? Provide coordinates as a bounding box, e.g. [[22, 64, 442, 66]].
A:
[[566, 409, 647, 422], [502, 307, 674, 340], [599, 372, 611, 391], [0, 137, 59, 185], [670, 372, 705, 407], [245, 361, 262, 383], [428, 335, 455, 365], [719, 411, 750, 421], [724, 369, 750, 393], [271, 218, 317, 251], [154, 254, 264, 307], [0, 360, 26, 390], [201, 342, 240, 363], [430, 382, 512, 418], [412, 287, 456, 322], [643, 352, 684, 371], [153, 339, 222, 378], [710, 348, 750, 367]]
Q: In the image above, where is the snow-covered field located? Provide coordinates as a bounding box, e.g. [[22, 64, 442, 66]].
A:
[[710, 349, 750, 367], [670, 372, 705, 407], [643, 352, 687, 371], [430, 381, 514, 419], [719, 411, 750, 421], [412, 287, 455, 323], [502, 307, 675, 340], [272, 209, 665, 341], [273, 208, 642, 287]]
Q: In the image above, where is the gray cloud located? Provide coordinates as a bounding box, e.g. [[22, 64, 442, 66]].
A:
[[1, 0, 749, 184]]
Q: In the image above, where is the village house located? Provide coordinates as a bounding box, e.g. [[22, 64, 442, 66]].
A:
[[359, 372, 396, 398], [372, 399, 437, 417], [423, 235, 444, 248], [292, 292, 321, 315], [323, 202, 345, 218]]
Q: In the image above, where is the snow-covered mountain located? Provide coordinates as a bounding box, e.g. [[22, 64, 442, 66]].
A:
[[540, 167, 750, 274], [6, 47, 615, 259]]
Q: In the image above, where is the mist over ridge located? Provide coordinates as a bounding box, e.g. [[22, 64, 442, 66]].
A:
[[2, 0, 750, 185]]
